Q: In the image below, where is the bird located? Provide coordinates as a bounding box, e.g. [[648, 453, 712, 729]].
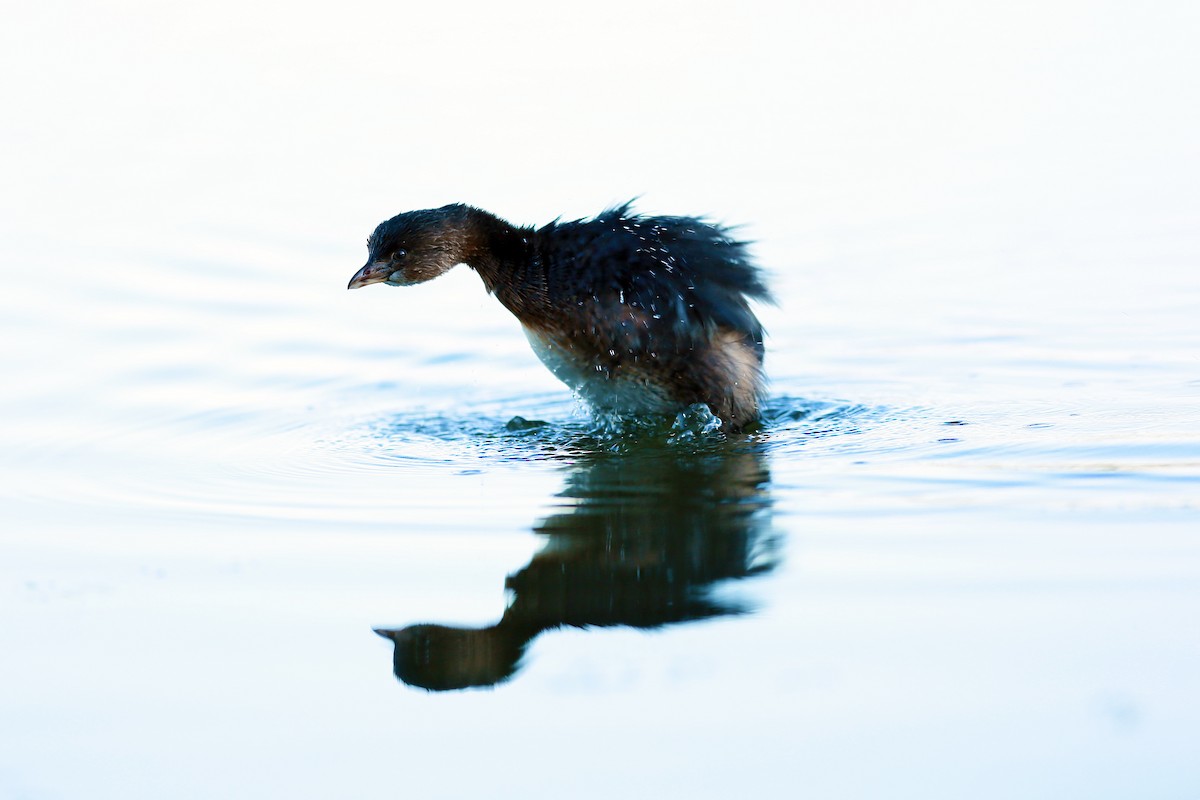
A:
[[347, 202, 771, 430]]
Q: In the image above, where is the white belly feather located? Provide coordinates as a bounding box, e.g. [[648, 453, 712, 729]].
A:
[[522, 327, 675, 414]]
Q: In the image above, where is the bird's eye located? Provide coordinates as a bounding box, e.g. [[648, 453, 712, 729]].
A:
[[391, 248, 407, 262]]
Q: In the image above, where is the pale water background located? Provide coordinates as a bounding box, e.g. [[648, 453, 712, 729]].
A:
[[2, 2, 1199, 798]]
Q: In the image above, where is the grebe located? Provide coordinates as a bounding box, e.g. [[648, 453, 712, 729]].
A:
[[347, 203, 771, 430]]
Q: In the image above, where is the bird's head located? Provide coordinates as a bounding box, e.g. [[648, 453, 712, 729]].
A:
[[374, 623, 528, 691], [347, 204, 473, 290]]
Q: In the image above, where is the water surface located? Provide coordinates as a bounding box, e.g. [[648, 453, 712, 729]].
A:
[[2, 2, 1199, 798]]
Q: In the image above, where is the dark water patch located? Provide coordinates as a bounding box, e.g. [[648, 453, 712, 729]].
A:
[[322, 391, 793, 692], [504, 416, 550, 432], [373, 428, 780, 691]]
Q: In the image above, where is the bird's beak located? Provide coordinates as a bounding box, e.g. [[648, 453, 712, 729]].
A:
[[347, 261, 390, 290]]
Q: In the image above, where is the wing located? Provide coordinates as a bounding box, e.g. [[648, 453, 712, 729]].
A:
[[536, 203, 771, 356]]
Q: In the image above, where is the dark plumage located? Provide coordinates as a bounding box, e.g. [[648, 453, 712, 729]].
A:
[[348, 202, 771, 429]]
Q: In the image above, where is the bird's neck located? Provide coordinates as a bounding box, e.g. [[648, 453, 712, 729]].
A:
[[460, 209, 545, 319]]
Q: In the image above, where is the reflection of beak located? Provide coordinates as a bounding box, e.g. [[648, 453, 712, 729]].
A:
[[347, 261, 390, 290]]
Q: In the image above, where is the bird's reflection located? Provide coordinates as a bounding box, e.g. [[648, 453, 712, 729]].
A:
[[376, 439, 777, 691]]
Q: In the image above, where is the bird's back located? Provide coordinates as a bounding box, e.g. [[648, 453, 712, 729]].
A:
[[504, 204, 771, 429]]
